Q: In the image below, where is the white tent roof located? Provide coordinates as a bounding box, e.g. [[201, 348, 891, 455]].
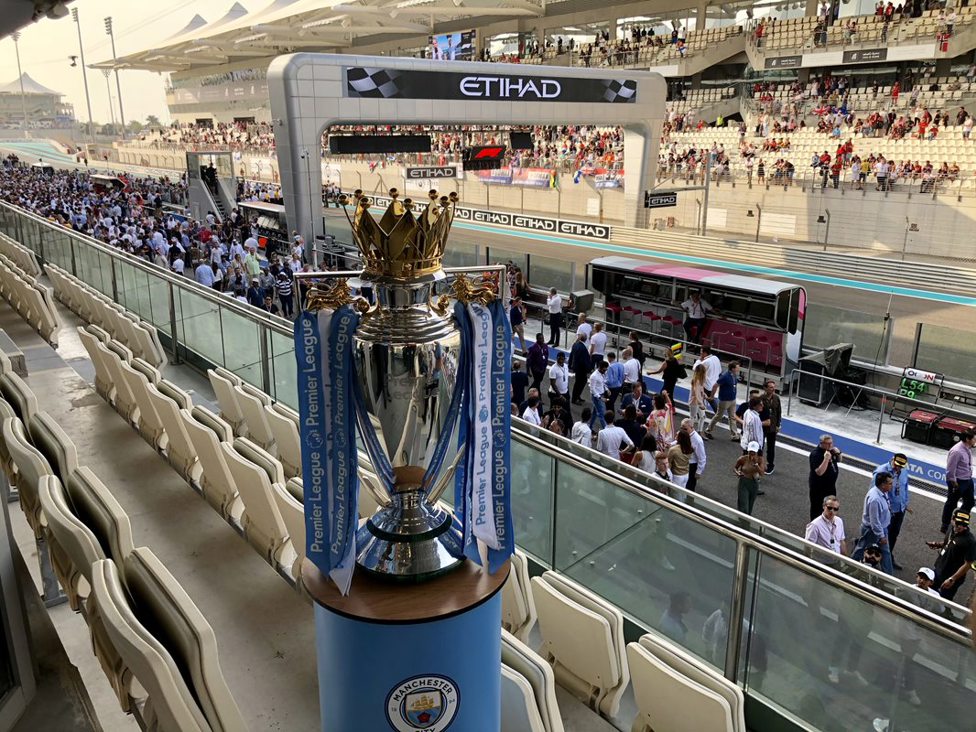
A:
[[0, 73, 62, 97], [91, 0, 544, 72]]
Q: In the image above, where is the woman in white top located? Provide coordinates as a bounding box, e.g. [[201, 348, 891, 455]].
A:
[[633, 434, 659, 473]]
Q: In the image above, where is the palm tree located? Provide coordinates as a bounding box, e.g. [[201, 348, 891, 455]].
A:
[[145, 114, 161, 128]]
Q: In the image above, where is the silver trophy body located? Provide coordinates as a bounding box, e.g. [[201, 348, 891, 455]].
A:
[[352, 273, 465, 581], [335, 189, 470, 582]]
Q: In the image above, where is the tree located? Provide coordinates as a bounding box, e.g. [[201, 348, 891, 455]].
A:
[[145, 114, 161, 128], [127, 120, 144, 134]]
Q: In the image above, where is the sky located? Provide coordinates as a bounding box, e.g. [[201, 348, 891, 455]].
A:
[[1, 0, 264, 126]]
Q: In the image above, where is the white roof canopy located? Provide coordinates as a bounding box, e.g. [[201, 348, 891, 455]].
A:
[[91, 0, 544, 72]]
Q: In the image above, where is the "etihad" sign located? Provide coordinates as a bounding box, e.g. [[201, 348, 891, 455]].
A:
[[346, 68, 637, 104]]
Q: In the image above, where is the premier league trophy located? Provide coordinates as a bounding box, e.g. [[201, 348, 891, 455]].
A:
[[295, 188, 512, 732]]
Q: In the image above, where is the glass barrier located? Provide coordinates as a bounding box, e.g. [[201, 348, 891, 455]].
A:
[[914, 323, 976, 386], [526, 253, 575, 294], [804, 303, 890, 363], [2, 202, 972, 732]]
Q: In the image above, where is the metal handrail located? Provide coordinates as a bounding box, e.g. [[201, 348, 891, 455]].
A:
[[786, 367, 976, 446], [0, 200, 970, 643]]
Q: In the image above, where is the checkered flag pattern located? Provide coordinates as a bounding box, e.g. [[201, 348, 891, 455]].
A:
[[602, 79, 638, 103], [346, 67, 403, 98]]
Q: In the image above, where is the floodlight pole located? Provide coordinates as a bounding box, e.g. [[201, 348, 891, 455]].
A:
[[11, 32, 28, 139], [71, 7, 96, 145], [104, 17, 126, 140]]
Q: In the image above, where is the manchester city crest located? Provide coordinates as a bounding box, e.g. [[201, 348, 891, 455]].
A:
[[386, 675, 460, 732]]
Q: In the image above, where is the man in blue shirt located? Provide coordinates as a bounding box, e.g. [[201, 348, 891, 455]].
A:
[[873, 453, 910, 570], [706, 360, 740, 440], [194, 260, 215, 288], [604, 352, 625, 413], [852, 472, 894, 574]]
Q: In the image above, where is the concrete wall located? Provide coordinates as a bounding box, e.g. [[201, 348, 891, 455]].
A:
[[114, 145, 976, 258]]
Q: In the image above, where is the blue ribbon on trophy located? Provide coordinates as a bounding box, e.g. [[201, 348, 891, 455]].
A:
[[296, 304, 363, 596]]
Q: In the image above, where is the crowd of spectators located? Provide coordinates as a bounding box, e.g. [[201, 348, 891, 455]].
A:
[[137, 121, 625, 174], [0, 161, 311, 318]]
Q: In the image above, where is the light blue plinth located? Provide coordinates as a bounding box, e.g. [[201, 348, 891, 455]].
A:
[[314, 588, 502, 732]]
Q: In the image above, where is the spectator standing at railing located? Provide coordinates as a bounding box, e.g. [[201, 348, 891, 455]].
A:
[[804, 495, 848, 556], [941, 430, 976, 534]]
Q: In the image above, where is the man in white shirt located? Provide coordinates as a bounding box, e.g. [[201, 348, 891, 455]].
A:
[[595, 412, 633, 459], [571, 409, 593, 445], [693, 345, 722, 407], [681, 418, 707, 492], [620, 346, 641, 396], [680, 291, 713, 343], [804, 495, 847, 556], [588, 361, 610, 430], [546, 288, 564, 345], [576, 313, 593, 340], [740, 396, 765, 454], [588, 320, 608, 361], [547, 352, 570, 404]]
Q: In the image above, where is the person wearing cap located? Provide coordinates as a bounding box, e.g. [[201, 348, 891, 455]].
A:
[[927, 509, 976, 601], [852, 472, 894, 575], [941, 430, 976, 534], [734, 441, 766, 515], [246, 277, 264, 308], [901, 567, 942, 706], [804, 495, 847, 556], [874, 453, 911, 570]]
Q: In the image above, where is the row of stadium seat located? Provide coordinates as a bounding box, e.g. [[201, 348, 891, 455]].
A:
[[0, 234, 59, 346], [45, 263, 164, 367], [0, 354, 246, 730]]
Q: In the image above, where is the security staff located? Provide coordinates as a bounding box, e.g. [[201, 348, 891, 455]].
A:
[[928, 509, 976, 602]]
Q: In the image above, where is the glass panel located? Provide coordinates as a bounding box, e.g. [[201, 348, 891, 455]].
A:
[[485, 246, 526, 274], [557, 481, 738, 668], [915, 323, 976, 385], [804, 303, 889, 363], [220, 307, 262, 387], [270, 329, 298, 408], [528, 253, 574, 293], [176, 288, 224, 369], [119, 262, 151, 322], [510, 438, 554, 565], [742, 555, 975, 731], [442, 239, 479, 268], [146, 274, 172, 333]]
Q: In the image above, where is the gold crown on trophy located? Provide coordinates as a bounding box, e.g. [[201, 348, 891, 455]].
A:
[[339, 188, 458, 278]]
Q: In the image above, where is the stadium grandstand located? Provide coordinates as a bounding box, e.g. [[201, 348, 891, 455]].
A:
[[1, 1, 976, 732]]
